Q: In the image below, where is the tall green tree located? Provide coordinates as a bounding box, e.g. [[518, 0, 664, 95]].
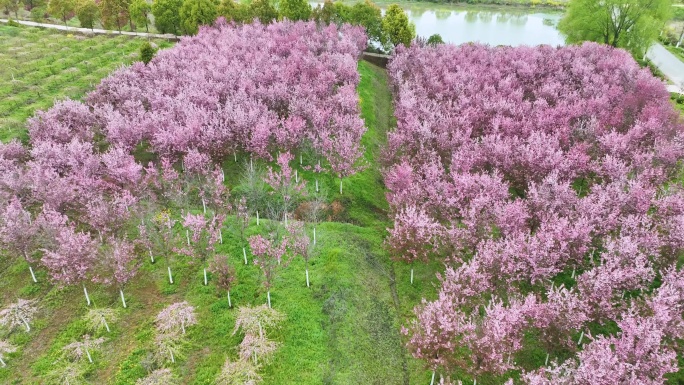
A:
[[558, 0, 672, 57], [129, 0, 151, 31], [179, 0, 218, 34], [382, 4, 415, 49], [100, 0, 131, 31], [248, 0, 278, 24], [311, 0, 339, 24], [152, 0, 182, 34], [47, 0, 76, 25], [348, 0, 386, 47], [76, 0, 99, 28], [278, 0, 310, 21], [24, 0, 45, 11]]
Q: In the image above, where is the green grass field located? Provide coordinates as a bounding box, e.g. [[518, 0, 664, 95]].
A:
[[0, 32, 448, 382], [0, 24, 172, 143]]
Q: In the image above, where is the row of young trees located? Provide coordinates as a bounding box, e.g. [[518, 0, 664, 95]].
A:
[[384, 42, 684, 384], [10, 0, 416, 51]]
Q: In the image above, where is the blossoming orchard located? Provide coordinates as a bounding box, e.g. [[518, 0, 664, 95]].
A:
[[0, 15, 683, 385]]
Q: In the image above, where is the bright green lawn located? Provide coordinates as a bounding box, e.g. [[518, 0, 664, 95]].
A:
[[0, 24, 172, 143]]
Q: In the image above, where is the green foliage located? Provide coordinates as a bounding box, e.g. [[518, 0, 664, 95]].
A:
[[23, 0, 45, 11], [100, 0, 131, 31], [152, 0, 182, 34], [349, 0, 386, 47], [140, 41, 157, 64], [278, 0, 311, 21], [179, 0, 218, 35], [427, 33, 444, 45], [30, 6, 48, 21], [311, 0, 339, 24], [75, 0, 100, 29], [1, 0, 21, 18], [558, 0, 672, 57], [248, 0, 278, 24], [47, 0, 77, 25], [382, 4, 415, 50], [129, 0, 152, 32], [6, 18, 21, 26]]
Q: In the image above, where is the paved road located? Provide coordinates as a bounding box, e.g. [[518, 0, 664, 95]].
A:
[[646, 43, 684, 93], [0, 18, 179, 40]]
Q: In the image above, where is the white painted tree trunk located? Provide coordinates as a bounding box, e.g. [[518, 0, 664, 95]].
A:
[[102, 316, 110, 333], [221, 168, 225, 181], [86, 347, 92, 363], [0, 356, 5, 367], [313, 227, 316, 246], [545, 353, 549, 366], [305, 268, 310, 288], [250, 158, 253, 172], [430, 370, 435, 385], [234, 152, 237, 162], [340, 179, 343, 194], [29, 265, 37, 283], [256, 211, 259, 225], [185, 230, 190, 246], [300, 153, 302, 165], [284, 212, 287, 226], [21, 316, 30, 332], [243, 247, 248, 265], [181, 320, 186, 334], [148, 247, 154, 263], [571, 267, 576, 279], [169, 348, 175, 363], [168, 267, 174, 284], [578, 331, 584, 345], [202, 197, 206, 214], [83, 285, 91, 306], [410, 268, 414, 285], [267, 291, 271, 308], [120, 289, 127, 308], [203, 268, 208, 286], [227, 290, 232, 308], [678, 30, 684, 47], [219, 229, 223, 244], [315, 179, 319, 192], [295, 169, 298, 183]]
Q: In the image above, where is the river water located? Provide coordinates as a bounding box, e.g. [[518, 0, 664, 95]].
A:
[[405, 8, 565, 46], [313, 3, 565, 47]]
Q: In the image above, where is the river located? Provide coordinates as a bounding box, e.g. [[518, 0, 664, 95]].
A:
[[314, 3, 566, 47]]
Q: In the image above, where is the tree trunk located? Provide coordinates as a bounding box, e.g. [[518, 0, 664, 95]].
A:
[[181, 319, 186, 334], [305, 268, 310, 288], [295, 169, 298, 183], [149, 247, 155, 263], [300, 153, 302, 165], [86, 347, 92, 363], [267, 291, 271, 308], [256, 211, 259, 225], [145, 21, 149, 33], [185, 230, 190, 246], [20, 315, 30, 332], [102, 315, 110, 332], [29, 265, 37, 283], [169, 348, 175, 363], [168, 267, 174, 284], [0, 356, 5, 367], [203, 268, 208, 286], [219, 229, 223, 244], [410, 267, 414, 285], [83, 284, 91, 306], [227, 290, 232, 308], [120, 289, 127, 308], [313, 227, 316, 246], [430, 370, 435, 385], [315, 179, 319, 192], [243, 247, 248, 265], [578, 331, 584, 345], [678, 28, 684, 48], [202, 197, 206, 214], [340, 179, 343, 194], [545, 353, 549, 366]]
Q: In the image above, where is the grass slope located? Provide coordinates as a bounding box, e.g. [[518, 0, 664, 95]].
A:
[[0, 59, 442, 384], [0, 24, 172, 142]]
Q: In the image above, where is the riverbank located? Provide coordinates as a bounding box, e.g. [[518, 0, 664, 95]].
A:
[[335, 0, 566, 11]]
